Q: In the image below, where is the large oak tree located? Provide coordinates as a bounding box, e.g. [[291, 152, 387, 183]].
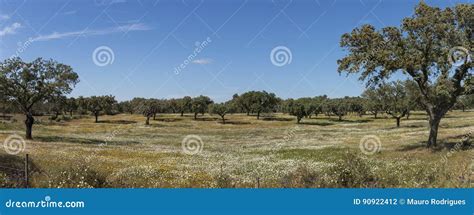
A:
[[338, 3, 473, 147], [0, 58, 79, 139]]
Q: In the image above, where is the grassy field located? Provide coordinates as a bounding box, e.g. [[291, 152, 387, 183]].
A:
[[0, 110, 473, 188]]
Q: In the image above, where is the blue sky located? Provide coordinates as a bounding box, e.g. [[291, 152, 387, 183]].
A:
[[0, 0, 471, 102]]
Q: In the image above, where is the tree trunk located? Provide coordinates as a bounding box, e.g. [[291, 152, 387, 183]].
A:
[[95, 114, 99, 123], [257, 112, 260, 120], [146, 117, 150, 125], [153, 113, 156, 120], [194, 112, 198, 120], [70, 111, 73, 117], [427, 117, 441, 148], [181, 111, 184, 117], [221, 116, 226, 124], [297, 117, 301, 124], [246, 111, 250, 116], [25, 113, 34, 140], [338, 115, 342, 121], [374, 112, 377, 119], [396, 117, 400, 127], [406, 111, 410, 119]]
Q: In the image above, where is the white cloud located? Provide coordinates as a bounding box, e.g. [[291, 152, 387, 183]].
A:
[[63, 10, 77, 15], [0, 22, 21, 37], [31, 23, 152, 41], [192, 58, 213, 65], [0, 14, 10, 20], [95, 0, 127, 6]]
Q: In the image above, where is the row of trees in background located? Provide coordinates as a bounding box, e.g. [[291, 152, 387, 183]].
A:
[[2, 81, 473, 127]]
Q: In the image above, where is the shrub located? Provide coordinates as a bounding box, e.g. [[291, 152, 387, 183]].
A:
[[35, 164, 107, 188], [324, 152, 376, 188], [0, 172, 18, 188], [280, 166, 321, 188], [214, 172, 234, 188]]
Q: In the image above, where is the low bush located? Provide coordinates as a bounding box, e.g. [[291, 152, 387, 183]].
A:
[[33, 164, 107, 188]]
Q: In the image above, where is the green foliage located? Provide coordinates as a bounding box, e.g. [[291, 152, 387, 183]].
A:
[[251, 91, 279, 119], [64, 97, 78, 116], [85, 95, 117, 122], [329, 98, 350, 121], [285, 99, 306, 123], [380, 81, 409, 126], [118, 100, 134, 114], [455, 94, 474, 111], [140, 99, 159, 125], [177, 96, 192, 116], [76, 96, 88, 115], [362, 88, 384, 118], [209, 102, 235, 124], [46, 94, 67, 119], [0, 58, 79, 113], [337, 2, 473, 146], [0, 57, 79, 139], [234, 91, 280, 119], [191, 95, 213, 119], [325, 152, 376, 188]]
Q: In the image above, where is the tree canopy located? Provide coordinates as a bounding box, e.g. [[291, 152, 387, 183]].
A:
[[0, 58, 79, 139], [338, 2, 473, 147]]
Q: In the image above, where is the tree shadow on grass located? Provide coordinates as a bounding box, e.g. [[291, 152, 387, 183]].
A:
[[96, 120, 137, 124], [194, 117, 219, 121], [216, 121, 251, 125], [35, 136, 140, 145], [261, 117, 293, 121], [397, 139, 473, 152], [440, 123, 473, 129], [404, 123, 426, 128], [299, 121, 334, 126], [153, 118, 183, 122], [326, 118, 373, 123], [443, 114, 463, 118], [0, 154, 39, 187]]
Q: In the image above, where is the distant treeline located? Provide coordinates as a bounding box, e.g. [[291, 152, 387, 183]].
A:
[[1, 80, 473, 126]]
